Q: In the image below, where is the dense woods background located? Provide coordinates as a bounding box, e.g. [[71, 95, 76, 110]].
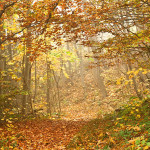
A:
[[0, 0, 150, 149]]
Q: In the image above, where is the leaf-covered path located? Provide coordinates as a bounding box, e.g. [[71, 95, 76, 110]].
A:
[[2, 119, 87, 150]]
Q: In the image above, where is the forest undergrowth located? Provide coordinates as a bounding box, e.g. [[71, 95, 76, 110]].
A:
[[0, 96, 149, 150], [1, 69, 150, 150], [67, 97, 150, 150]]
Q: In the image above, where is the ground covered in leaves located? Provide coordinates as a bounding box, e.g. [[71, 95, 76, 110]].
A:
[[67, 98, 150, 150], [0, 98, 149, 150], [0, 96, 150, 150], [0, 119, 86, 149]]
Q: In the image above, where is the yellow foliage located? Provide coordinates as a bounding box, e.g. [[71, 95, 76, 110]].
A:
[[130, 111, 134, 114], [64, 71, 69, 78], [142, 70, 148, 74], [18, 44, 23, 50], [134, 70, 139, 76], [124, 80, 129, 85], [9, 111, 14, 115], [137, 115, 141, 118], [128, 138, 136, 144], [129, 75, 133, 79], [127, 71, 133, 74], [116, 80, 121, 85], [4, 108, 10, 112], [144, 146, 150, 150], [98, 133, 104, 138]]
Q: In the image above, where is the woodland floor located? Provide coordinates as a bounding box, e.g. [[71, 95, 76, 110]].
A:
[[1, 119, 87, 149], [1, 70, 149, 149]]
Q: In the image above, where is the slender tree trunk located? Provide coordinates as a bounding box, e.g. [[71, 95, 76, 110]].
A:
[[66, 42, 72, 76], [52, 69, 62, 115], [0, 19, 3, 95], [91, 46, 107, 98], [34, 58, 37, 102], [46, 57, 51, 115], [0, 20, 3, 118], [0, 51, 3, 95], [56, 81, 61, 115], [22, 2, 33, 114], [22, 43, 32, 114], [127, 59, 142, 99], [93, 57, 107, 98], [124, 63, 131, 90], [74, 42, 80, 74], [79, 45, 87, 100]]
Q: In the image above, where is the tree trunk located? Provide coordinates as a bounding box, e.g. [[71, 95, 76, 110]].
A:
[[34, 58, 37, 103], [127, 59, 142, 99], [66, 42, 72, 76], [0, 19, 3, 95], [93, 57, 107, 98], [46, 57, 51, 115], [91, 46, 107, 98], [22, 2, 33, 114]]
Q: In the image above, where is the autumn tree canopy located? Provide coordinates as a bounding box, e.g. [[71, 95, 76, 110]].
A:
[[0, 0, 150, 149], [0, 0, 149, 118]]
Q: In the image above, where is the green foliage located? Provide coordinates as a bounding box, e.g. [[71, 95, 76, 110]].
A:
[[0, 135, 18, 149], [0, 89, 23, 124], [115, 97, 150, 123], [67, 119, 102, 149], [67, 96, 150, 149], [0, 123, 21, 149]]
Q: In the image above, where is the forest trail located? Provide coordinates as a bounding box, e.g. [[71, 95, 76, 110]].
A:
[[1, 119, 87, 150]]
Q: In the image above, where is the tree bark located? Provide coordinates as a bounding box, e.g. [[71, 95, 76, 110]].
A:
[[91, 46, 107, 98], [127, 59, 142, 99], [22, 2, 33, 114], [46, 57, 52, 115], [93, 57, 107, 98]]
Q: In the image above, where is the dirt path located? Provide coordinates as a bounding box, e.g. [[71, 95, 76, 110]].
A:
[[4, 119, 87, 149]]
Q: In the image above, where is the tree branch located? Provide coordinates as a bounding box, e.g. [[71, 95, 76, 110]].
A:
[[0, 1, 17, 18], [40, 0, 61, 34], [0, 24, 31, 45]]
